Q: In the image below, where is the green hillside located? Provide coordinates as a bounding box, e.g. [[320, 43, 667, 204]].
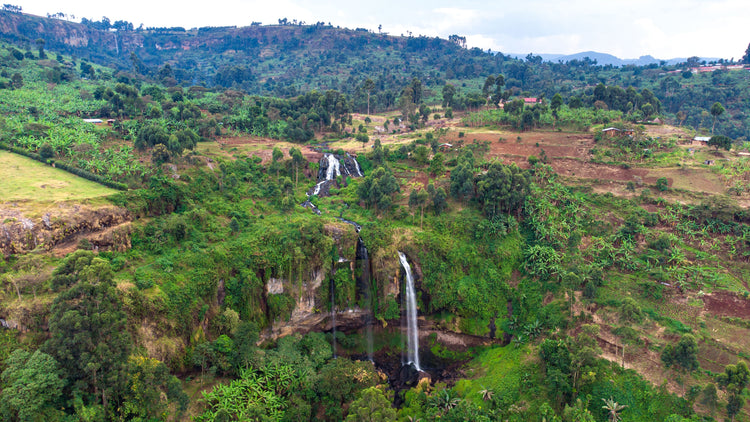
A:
[[0, 10, 749, 422]]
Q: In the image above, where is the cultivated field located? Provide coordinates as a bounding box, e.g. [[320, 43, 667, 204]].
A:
[[0, 151, 118, 202]]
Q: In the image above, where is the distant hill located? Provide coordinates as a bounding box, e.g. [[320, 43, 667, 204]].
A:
[[507, 51, 721, 67]]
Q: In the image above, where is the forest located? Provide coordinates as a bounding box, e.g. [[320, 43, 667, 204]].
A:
[[0, 8, 750, 422]]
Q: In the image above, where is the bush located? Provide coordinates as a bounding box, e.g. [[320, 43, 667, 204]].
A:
[[619, 297, 643, 323], [656, 177, 669, 192]]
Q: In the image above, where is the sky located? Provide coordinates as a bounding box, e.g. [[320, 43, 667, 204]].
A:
[[14, 0, 750, 60]]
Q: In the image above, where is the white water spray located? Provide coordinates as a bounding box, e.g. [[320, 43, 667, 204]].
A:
[[398, 251, 420, 371]]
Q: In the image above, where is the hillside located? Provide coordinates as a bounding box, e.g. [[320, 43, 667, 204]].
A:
[[0, 12, 750, 422]]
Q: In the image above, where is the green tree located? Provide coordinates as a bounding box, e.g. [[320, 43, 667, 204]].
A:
[[717, 361, 750, 421], [11, 72, 23, 89], [661, 334, 699, 371], [1, 349, 65, 421], [357, 167, 400, 212], [409, 188, 429, 229], [743, 42, 750, 64], [475, 162, 530, 218], [551, 93, 563, 127], [363, 78, 375, 115], [602, 397, 627, 422], [272, 146, 284, 176], [356, 133, 369, 150], [432, 186, 447, 215], [345, 386, 396, 422], [428, 153, 445, 176], [35, 38, 45, 59], [120, 356, 188, 420], [710, 102, 725, 134], [289, 147, 305, 187], [42, 259, 132, 414], [442, 84, 456, 108], [656, 177, 669, 192], [708, 135, 732, 151]]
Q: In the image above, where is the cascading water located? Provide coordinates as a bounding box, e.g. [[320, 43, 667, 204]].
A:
[[398, 251, 421, 371], [359, 238, 374, 362], [312, 153, 341, 196], [330, 277, 337, 358], [346, 153, 364, 177]]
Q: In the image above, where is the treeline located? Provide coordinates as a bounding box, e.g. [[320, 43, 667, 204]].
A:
[[0, 142, 128, 190]]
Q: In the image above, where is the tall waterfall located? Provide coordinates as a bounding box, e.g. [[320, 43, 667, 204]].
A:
[[398, 251, 421, 371], [330, 277, 337, 358], [360, 239, 374, 362]]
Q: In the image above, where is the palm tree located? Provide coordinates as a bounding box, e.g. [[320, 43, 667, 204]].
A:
[[602, 397, 627, 422], [479, 387, 494, 402], [430, 389, 460, 415]]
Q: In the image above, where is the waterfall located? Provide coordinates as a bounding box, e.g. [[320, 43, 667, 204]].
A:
[[324, 153, 341, 180], [331, 277, 337, 358], [359, 239, 374, 362], [398, 251, 420, 371], [312, 153, 341, 196], [348, 153, 364, 177]]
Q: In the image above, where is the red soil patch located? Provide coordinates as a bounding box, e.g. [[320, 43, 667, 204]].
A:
[[703, 291, 750, 319]]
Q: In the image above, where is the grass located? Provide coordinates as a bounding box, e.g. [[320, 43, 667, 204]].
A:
[[0, 151, 117, 202]]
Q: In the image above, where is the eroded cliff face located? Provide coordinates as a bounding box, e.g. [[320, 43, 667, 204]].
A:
[[0, 202, 132, 257]]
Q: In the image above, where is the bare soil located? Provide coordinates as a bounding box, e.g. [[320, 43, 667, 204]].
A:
[[703, 291, 750, 319]]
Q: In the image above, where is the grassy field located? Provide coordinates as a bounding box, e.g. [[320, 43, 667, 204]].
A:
[[0, 151, 118, 201]]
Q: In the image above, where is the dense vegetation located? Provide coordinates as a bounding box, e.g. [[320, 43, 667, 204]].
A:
[[1, 9, 750, 422]]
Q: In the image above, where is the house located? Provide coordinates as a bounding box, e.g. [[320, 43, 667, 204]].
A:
[[83, 118, 103, 124], [438, 143, 453, 152], [602, 127, 621, 137], [693, 136, 710, 146], [523, 97, 539, 104]]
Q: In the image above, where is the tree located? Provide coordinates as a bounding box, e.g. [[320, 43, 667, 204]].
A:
[[710, 102, 725, 134], [656, 177, 669, 192], [356, 133, 369, 150], [475, 162, 530, 218], [409, 188, 429, 229], [432, 186, 447, 215], [442, 84, 456, 109], [1, 349, 65, 421], [345, 386, 396, 422], [551, 93, 563, 127], [602, 397, 627, 422], [272, 147, 284, 176], [35, 38, 45, 59], [363, 78, 375, 115], [10, 72, 22, 89], [42, 258, 132, 414], [289, 147, 305, 187], [742, 42, 750, 64], [661, 334, 699, 371], [717, 361, 750, 421], [428, 153, 445, 176], [708, 135, 732, 151]]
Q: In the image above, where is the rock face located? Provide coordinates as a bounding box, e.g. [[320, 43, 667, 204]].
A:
[[0, 203, 132, 257]]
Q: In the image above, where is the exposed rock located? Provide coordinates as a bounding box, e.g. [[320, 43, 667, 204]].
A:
[[0, 203, 132, 257], [267, 278, 284, 294]]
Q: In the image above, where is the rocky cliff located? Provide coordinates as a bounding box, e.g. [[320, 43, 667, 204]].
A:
[[0, 202, 132, 256]]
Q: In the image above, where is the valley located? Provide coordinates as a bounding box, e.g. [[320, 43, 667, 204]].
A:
[[0, 8, 749, 422]]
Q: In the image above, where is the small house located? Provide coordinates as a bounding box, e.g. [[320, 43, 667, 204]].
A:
[[693, 136, 710, 146], [83, 118, 103, 124], [523, 97, 539, 104], [602, 127, 621, 138], [438, 143, 453, 152]]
